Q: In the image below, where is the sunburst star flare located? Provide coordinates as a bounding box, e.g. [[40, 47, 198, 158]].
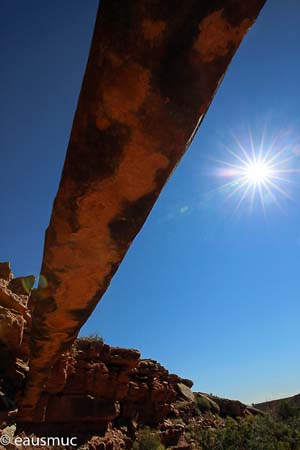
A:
[[214, 131, 300, 214]]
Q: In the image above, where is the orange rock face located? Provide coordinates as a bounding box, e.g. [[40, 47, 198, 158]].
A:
[[27, 340, 192, 428], [19, 0, 266, 419], [0, 263, 14, 282], [0, 268, 33, 418]]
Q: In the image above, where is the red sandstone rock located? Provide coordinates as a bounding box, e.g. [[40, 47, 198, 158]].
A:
[[0, 306, 25, 351], [0, 281, 29, 314], [87, 428, 132, 450], [16, 341, 193, 427], [46, 396, 120, 423], [0, 275, 31, 361], [0, 263, 13, 281], [160, 421, 186, 448], [122, 359, 187, 426], [0, 270, 31, 414], [210, 395, 246, 418]]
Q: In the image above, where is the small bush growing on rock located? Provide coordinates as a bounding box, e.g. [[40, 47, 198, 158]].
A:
[[196, 395, 212, 413], [77, 333, 104, 343], [132, 427, 165, 450]]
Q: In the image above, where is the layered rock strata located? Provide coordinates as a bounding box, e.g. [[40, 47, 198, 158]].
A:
[[0, 263, 34, 420], [29, 340, 193, 430]]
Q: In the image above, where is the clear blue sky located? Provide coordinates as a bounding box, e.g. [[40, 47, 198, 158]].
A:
[[1, 0, 300, 405]]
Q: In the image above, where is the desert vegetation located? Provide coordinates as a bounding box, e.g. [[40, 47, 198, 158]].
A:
[[77, 333, 104, 343], [187, 403, 300, 450], [132, 428, 165, 450], [132, 403, 300, 450]]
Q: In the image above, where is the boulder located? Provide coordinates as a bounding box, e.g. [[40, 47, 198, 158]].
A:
[[0, 306, 25, 351], [246, 405, 266, 416], [0, 263, 13, 282], [177, 384, 195, 403], [87, 429, 132, 450], [0, 282, 29, 315], [160, 421, 186, 448], [195, 393, 220, 415], [211, 396, 246, 418]]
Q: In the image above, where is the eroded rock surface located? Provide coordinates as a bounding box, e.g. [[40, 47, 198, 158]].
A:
[[0, 268, 33, 421], [25, 340, 193, 430]]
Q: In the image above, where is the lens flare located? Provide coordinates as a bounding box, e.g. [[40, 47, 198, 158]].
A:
[[214, 129, 300, 214]]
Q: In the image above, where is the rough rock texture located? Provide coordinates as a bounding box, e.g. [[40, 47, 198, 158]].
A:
[[0, 263, 13, 282], [122, 359, 193, 426], [0, 270, 33, 421], [0, 306, 25, 351], [209, 395, 247, 418], [42, 340, 141, 425], [21, 0, 266, 420], [83, 428, 133, 450], [23, 340, 193, 429]]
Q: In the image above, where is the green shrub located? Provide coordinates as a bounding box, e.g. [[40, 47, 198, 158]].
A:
[[77, 333, 104, 343], [187, 413, 300, 450], [277, 400, 299, 420], [132, 428, 165, 450], [196, 395, 213, 413]]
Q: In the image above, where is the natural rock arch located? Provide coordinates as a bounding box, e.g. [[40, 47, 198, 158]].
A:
[[17, 0, 266, 420]]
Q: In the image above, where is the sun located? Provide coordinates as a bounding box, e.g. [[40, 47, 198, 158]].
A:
[[244, 160, 272, 184], [214, 130, 299, 213]]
